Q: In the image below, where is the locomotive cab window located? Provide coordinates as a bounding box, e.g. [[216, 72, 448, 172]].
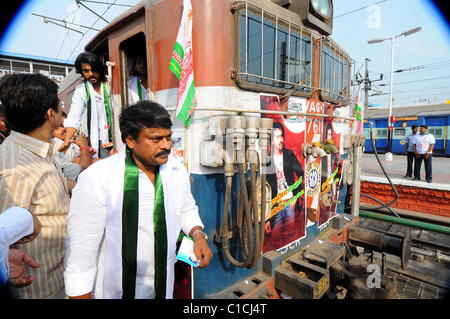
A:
[[235, 3, 312, 96], [320, 40, 351, 105]]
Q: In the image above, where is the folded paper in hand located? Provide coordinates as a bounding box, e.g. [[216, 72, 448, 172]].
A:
[[176, 236, 203, 267]]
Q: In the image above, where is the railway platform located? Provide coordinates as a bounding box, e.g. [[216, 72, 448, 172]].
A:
[[359, 153, 450, 222]]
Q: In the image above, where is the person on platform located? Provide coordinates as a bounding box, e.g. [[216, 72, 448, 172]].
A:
[[405, 125, 418, 178], [0, 73, 70, 299], [413, 124, 435, 183], [60, 52, 113, 158], [64, 101, 212, 299]]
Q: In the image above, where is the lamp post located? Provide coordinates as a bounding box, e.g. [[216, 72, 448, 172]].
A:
[[368, 27, 422, 161]]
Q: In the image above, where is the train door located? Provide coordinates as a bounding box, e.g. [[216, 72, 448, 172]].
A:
[[363, 121, 374, 152], [374, 119, 388, 152], [392, 126, 406, 153], [425, 117, 446, 155], [118, 32, 150, 107]]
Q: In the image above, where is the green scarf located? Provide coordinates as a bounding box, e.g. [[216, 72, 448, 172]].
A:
[[122, 148, 167, 299], [85, 81, 113, 142], [137, 77, 142, 101]]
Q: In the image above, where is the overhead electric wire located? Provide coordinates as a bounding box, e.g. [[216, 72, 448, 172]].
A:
[[334, 0, 388, 19], [54, 5, 82, 61], [375, 59, 450, 77], [65, 0, 118, 63], [78, 0, 133, 7]]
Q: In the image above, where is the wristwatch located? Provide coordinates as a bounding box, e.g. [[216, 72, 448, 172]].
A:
[[192, 229, 208, 242]]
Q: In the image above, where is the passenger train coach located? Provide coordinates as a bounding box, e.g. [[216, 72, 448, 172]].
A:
[[363, 102, 450, 156]]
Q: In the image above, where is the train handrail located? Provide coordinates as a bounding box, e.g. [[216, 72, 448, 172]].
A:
[[165, 106, 357, 122]]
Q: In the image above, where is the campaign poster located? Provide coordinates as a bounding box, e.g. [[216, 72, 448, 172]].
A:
[[318, 103, 343, 227], [260, 94, 306, 253], [171, 127, 185, 164], [304, 99, 324, 227]]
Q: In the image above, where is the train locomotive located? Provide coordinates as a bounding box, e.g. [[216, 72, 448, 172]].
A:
[[58, 0, 450, 300]]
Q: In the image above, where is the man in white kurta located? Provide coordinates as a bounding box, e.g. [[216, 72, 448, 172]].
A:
[[60, 52, 113, 159], [63, 81, 111, 158], [63, 101, 212, 299]]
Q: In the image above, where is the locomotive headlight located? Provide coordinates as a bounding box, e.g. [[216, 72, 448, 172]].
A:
[[311, 0, 332, 19]]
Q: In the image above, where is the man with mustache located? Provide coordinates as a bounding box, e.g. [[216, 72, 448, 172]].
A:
[[64, 101, 212, 299], [60, 52, 113, 158], [264, 121, 305, 253]]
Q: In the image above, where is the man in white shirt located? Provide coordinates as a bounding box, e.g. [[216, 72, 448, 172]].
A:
[[404, 125, 418, 178], [64, 101, 212, 299], [127, 55, 151, 104], [60, 52, 113, 159], [413, 124, 435, 183]]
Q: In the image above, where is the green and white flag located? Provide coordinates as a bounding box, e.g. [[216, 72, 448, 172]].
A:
[[170, 0, 197, 126], [351, 84, 364, 135]]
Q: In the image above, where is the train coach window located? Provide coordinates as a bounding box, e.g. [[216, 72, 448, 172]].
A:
[[363, 127, 370, 139], [236, 3, 312, 95], [376, 128, 387, 139], [428, 127, 443, 138], [394, 128, 406, 139]]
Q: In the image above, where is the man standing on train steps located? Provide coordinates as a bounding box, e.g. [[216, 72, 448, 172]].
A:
[[59, 52, 113, 158], [413, 124, 435, 183]]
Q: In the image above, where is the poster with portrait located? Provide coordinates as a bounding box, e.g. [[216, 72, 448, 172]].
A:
[[260, 94, 306, 253], [318, 103, 344, 227]]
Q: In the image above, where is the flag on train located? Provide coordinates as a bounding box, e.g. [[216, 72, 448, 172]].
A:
[[170, 0, 197, 126], [351, 84, 364, 135]]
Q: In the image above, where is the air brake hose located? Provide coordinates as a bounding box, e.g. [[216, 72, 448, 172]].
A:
[[220, 145, 255, 268], [219, 116, 269, 269], [359, 122, 400, 218], [247, 161, 261, 269]]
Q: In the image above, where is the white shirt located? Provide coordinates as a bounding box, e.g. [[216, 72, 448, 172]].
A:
[[0, 207, 34, 286], [127, 77, 151, 105], [64, 149, 203, 298], [413, 132, 435, 154], [64, 81, 110, 155]]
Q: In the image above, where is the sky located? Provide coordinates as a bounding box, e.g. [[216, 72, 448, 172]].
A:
[[332, 0, 450, 107], [0, 0, 449, 108]]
